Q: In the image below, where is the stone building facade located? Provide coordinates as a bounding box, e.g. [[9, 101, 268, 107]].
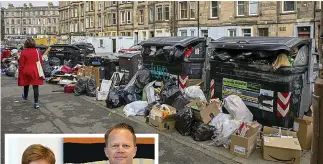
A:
[[59, 1, 321, 48], [3, 2, 59, 40]]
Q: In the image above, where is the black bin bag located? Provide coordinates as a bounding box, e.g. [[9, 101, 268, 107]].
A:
[[175, 107, 195, 136], [191, 122, 215, 141]]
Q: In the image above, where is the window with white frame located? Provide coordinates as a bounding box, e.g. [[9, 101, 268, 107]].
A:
[[242, 28, 252, 36], [149, 8, 154, 22], [126, 11, 131, 24], [210, 1, 218, 18], [86, 2, 89, 11], [81, 5, 84, 16], [237, 1, 245, 16], [191, 30, 195, 36], [80, 21, 84, 32], [11, 19, 14, 25], [165, 5, 170, 21], [75, 23, 78, 32], [249, 1, 258, 15], [23, 19, 26, 25], [98, 2, 102, 10], [190, 2, 196, 19], [6, 28, 9, 34], [90, 1, 94, 11], [75, 8, 78, 17], [282, 1, 295, 12], [156, 5, 162, 21], [47, 18, 51, 24], [98, 15, 102, 27], [317, 2, 321, 9], [227, 29, 236, 36], [90, 16, 94, 27], [70, 24, 74, 32], [86, 17, 89, 28], [180, 30, 187, 36], [201, 30, 208, 37], [112, 13, 116, 25], [121, 11, 125, 24], [142, 31, 147, 40], [17, 19, 20, 24], [106, 13, 110, 25], [179, 2, 188, 19], [139, 10, 144, 24]]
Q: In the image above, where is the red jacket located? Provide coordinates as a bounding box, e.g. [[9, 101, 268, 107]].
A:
[[1, 49, 11, 60], [18, 48, 44, 86]]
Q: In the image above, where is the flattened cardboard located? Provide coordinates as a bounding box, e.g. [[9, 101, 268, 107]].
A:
[[230, 122, 260, 158], [185, 99, 220, 123], [263, 137, 301, 164], [295, 116, 313, 150], [200, 100, 221, 124]]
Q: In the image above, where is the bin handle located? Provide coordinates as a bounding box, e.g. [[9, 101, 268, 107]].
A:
[[237, 40, 249, 44]]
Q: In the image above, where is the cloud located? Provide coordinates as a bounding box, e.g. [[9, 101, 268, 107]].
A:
[[1, 1, 59, 8]]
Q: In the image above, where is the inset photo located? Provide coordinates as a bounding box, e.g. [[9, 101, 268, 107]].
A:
[[5, 133, 158, 164]]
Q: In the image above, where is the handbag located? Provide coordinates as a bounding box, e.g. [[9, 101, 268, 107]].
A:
[[36, 49, 45, 79]]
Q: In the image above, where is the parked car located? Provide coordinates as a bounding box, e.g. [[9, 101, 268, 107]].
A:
[[118, 44, 142, 53]]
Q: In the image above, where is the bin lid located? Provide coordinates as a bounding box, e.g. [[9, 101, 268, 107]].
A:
[[140, 36, 205, 47], [210, 37, 309, 51], [50, 44, 81, 50], [117, 52, 141, 58]]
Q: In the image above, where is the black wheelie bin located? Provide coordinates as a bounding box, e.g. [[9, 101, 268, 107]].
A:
[[140, 36, 206, 90], [209, 37, 314, 128]]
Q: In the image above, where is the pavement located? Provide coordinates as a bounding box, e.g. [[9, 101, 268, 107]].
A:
[[1, 75, 311, 164]]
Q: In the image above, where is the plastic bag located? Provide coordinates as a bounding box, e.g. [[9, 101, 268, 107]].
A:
[[74, 76, 88, 96], [61, 65, 73, 74], [184, 86, 207, 102], [160, 78, 181, 105], [6, 64, 17, 77], [191, 122, 216, 141], [43, 60, 52, 77], [212, 51, 232, 61], [123, 101, 148, 117], [49, 57, 61, 66], [175, 107, 195, 136], [135, 68, 151, 90], [144, 102, 158, 117], [14, 68, 18, 79], [172, 95, 190, 111], [124, 94, 142, 104], [223, 95, 253, 122], [210, 119, 240, 147], [86, 76, 97, 97], [106, 87, 124, 109], [143, 81, 156, 103], [293, 45, 308, 66], [209, 113, 233, 137]]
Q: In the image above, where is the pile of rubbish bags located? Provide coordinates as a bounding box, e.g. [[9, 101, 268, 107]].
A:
[[106, 68, 152, 109], [74, 76, 97, 97], [175, 94, 254, 147]]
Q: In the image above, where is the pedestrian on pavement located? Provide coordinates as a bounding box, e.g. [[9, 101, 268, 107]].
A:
[[22, 144, 56, 164], [104, 123, 137, 164], [18, 38, 43, 109]]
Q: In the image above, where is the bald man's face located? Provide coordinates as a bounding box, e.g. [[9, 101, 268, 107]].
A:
[[104, 129, 137, 164]]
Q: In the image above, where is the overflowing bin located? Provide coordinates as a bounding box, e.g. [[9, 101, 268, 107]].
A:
[[118, 52, 143, 85], [208, 37, 314, 128], [140, 37, 206, 92]]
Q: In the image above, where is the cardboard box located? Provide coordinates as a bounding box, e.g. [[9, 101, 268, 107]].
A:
[[185, 99, 220, 124], [294, 116, 313, 150], [262, 126, 301, 164], [149, 105, 176, 132], [230, 122, 260, 158]]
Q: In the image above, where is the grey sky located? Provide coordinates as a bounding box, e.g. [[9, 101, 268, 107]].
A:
[[1, 1, 59, 8]]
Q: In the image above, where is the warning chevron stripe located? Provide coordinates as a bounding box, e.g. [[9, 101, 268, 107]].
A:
[[277, 92, 291, 117], [210, 79, 215, 99], [179, 76, 188, 93]]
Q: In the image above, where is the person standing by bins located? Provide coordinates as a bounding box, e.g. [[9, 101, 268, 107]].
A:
[[18, 38, 44, 109]]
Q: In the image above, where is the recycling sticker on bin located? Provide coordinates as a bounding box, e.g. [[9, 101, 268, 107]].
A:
[[222, 78, 274, 112]]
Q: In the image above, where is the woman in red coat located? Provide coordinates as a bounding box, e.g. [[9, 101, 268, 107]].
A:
[[18, 38, 43, 109]]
